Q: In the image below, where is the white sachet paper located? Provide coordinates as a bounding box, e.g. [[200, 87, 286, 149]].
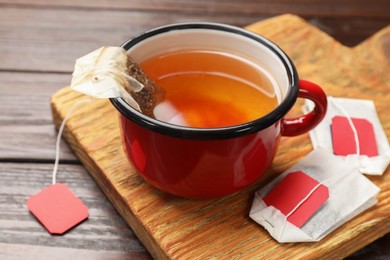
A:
[[70, 46, 144, 112], [304, 97, 390, 175], [249, 148, 380, 243]]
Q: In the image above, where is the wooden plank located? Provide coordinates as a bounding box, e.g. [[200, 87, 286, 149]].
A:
[[0, 162, 150, 259], [1, 0, 389, 18], [0, 72, 76, 161], [0, 124, 76, 162], [1, 0, 388, 47], [0, 72, 70, 125], [0, 6, 388, 75], [0, 6, 264, 73], [50, 15, 390, 259], [0, 243, 149, 260]]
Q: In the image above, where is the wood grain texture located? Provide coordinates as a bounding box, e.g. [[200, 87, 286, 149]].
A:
[[1, 0, 389, 17], [0, 243, 149, 260], [0, 6, 388, 75], [0, 163, 150, 259], [0, 1, 388, 47], [0, 7, 265, 73], [0, 72, 77, 161], [50, 15, 390, 259]]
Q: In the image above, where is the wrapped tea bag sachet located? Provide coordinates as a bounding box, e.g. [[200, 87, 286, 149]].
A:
[[70, 46, 163, 118], [304, 97, 390, 175], [250, 148, 380, 243]]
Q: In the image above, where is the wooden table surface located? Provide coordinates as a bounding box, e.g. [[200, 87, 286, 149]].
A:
[[0, 1, 389, 259]]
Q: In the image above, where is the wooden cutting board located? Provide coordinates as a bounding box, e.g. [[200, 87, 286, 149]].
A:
[[51, 14, 390, 259]]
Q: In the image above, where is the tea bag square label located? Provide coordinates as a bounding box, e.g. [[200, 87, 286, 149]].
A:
[[27, 183, 88, 234], [263, 171, 329, 228], [331, 116, 378, 157]]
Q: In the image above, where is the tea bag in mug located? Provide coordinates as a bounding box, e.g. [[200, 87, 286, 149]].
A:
[[71, 46, 164, 118], [304, 97, 390, 175], [249, 148, 380, 243]]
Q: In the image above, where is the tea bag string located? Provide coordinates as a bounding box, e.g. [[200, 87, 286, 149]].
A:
[[277, 171, 347, 240], [52, 97, 93, 185], [329, 97, 360, 156]]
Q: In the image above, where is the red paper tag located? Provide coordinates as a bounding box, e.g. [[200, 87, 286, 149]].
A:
[[263, 171, 329, 227], [331, 116, 378, 157], [27, 183, 88, 234]]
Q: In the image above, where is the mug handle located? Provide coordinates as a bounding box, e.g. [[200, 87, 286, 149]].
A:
[[281, 80, 327, 136]]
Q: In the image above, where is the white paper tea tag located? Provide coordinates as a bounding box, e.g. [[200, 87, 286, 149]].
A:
[[304, 97, 390, 175], [70, 46, 143, 111], [249, 148, 380, 243]]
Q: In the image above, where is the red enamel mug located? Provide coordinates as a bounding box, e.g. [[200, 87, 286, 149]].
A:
[[111, 23, 327, 198]]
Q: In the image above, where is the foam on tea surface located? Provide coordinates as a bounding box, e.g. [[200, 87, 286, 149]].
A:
[[141, 50, 278, 128]]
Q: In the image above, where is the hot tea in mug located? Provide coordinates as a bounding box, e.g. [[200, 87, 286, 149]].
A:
[[140, 49, 278, 128], [111, 23, 327, 198]]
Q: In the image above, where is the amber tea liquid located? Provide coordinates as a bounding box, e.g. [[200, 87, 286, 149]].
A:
[[140, 50, 278, 128]]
